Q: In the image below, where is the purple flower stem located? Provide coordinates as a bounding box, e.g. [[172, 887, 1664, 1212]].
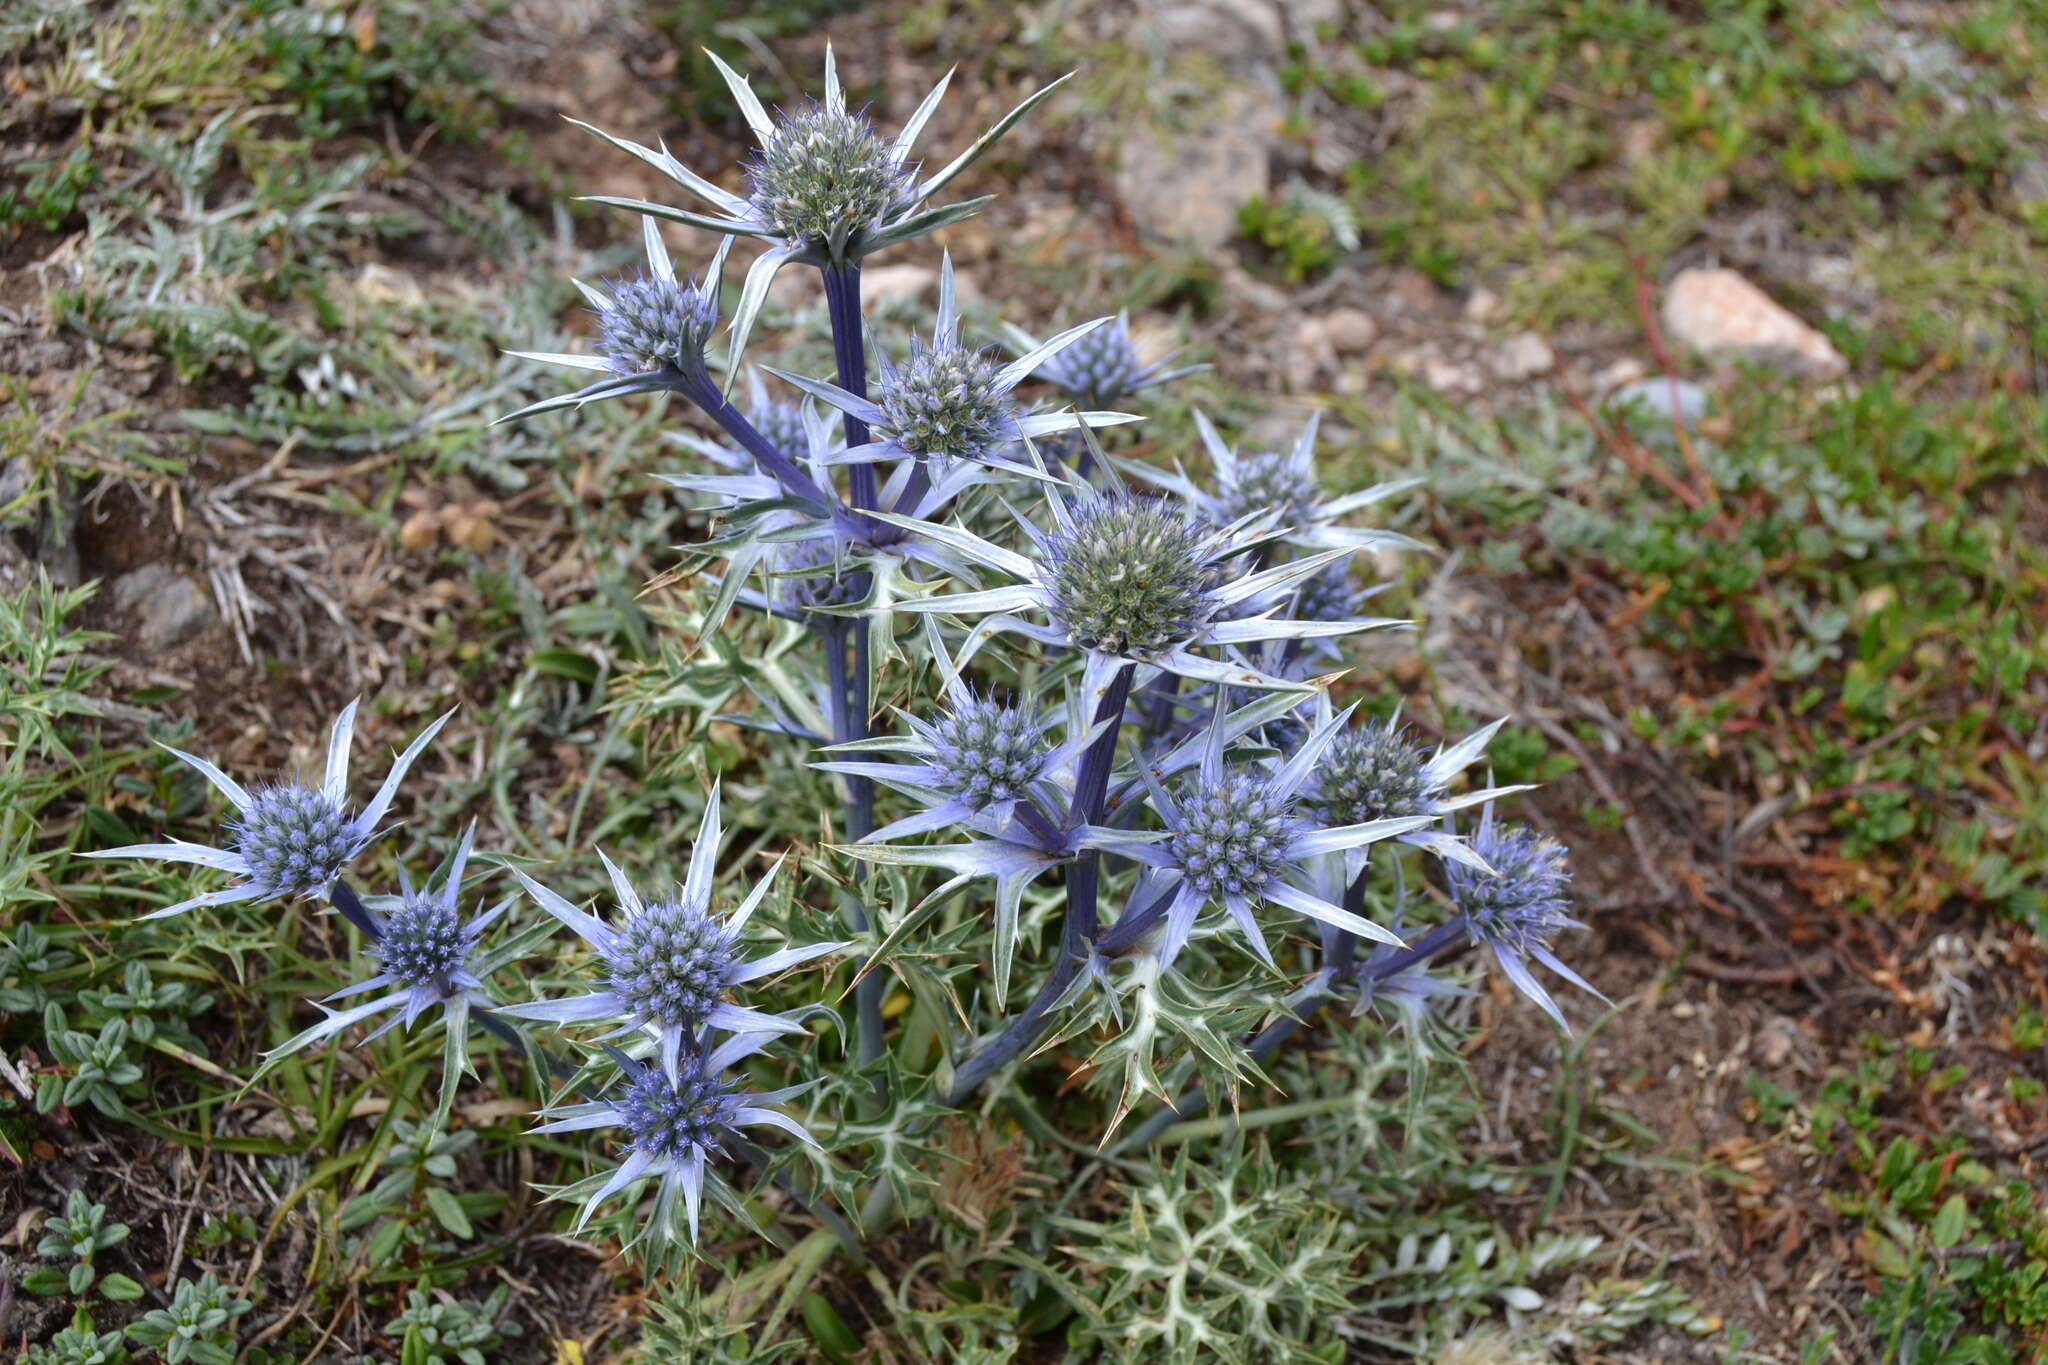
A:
[[678, 371, 835, 515], [941, 663, 1134, 1105], [820, 618, 884, 1067], [325, 879, 383, 939], [821, 263, 879, 514]]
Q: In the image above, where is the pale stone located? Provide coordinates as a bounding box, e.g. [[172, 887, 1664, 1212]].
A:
[[1491, 331, 1552, 381], [1462, 286, 1500, 323], [1287, 317, 1338, 393], [1661, 267, 1846, 381], [1115, 85, 1277, 248], [1611, 376, 1707, 434], [1321, 306, 1378, 354], [2015, 157, 2048, 208], [860, 264, 939, 310]]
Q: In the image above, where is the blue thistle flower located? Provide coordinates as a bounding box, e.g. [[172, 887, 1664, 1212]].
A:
[[745, 103, 907, 248], [532, 1034, 814, 1244], [1004, 312, 1205, 410], [1103, 703, 1437, 968], [1447, 808, 1598, 1029], [1126, 411, 1423, 555], [889, 484, 1404, 692], [561, 46, 1072, 372], [1307, 706, 1529, 879], [501, 784, 849, 1081], [88, 700, 452, 918], [501, 221, 731, 423], [263, 824, 505, 1061], [769, 256, 1139, 475]]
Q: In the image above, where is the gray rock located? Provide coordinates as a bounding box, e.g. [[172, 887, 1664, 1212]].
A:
[[111, 563, 217, 651], [1150, 0, 1285, 72], [1610, 376, 1708, 436], [1114, 84, 1277, 248], [2016, 157, 2048, 208]]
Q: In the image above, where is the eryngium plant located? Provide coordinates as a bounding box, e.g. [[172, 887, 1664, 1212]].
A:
[[89, 43, 1596, 1308]]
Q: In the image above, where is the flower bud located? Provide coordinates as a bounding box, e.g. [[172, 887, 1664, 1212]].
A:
[[1171, 772, 1291, 900], [607, 901, 740, 1031], [747, 107, 902, 246], [1045, 495, 1215, 658], [232, 785, 356, 897]]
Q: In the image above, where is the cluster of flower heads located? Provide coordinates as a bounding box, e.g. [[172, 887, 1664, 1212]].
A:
[[91, 46, 1598, 1254]]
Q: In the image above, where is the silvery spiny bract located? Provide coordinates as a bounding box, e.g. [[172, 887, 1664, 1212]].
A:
[[532, 1034, 815, 1244], [87, 699, 451, 918], [502, 786, 848, 1081], [1448, 807, 1599, 1028], [1127, 410, 1423, 555]]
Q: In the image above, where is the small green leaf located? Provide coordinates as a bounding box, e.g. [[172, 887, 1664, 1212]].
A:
[[68, 1259, 95, 1294], [528, 649, 600, 685], [425, 1185, 474, 1238], [21, 1266, 70, 1295], [801, 1291, 861, 1363], [99, 1271, 146, 1301], [1931, 1194, 1972, 1248]]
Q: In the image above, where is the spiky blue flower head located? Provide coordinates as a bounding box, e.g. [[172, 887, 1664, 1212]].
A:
[[874, 340, 1008, 462], [229, 784, 358, 900], [593, 269, 720, 380], [1313, 719, 1434, 829], [607, 898, 740, 1033], [926, 697, 1049, 809], [1007, 312, 1206, 413], [87, 700, 452, 919], [1037, 315, 1142, 406], [502, 784, 849, 1081], [897, 483, 1401, 692], [375, 889, 471, 995], [1295, 563, 1367, 625], [261, 824, 506, 1073], [500, 223, 735, 425], [1301, 706, 1529, 880], [533, 1035, 815, 1244], [1215, 447, 1320, 529], [1099, 703, 1438, 968], [1044, 493, 1217, 658], [618, 1054, 746, 1160], [770, 537, 864, 613], [749, 398, 809, 465], [771, 256, 1138, 475], [745, 104, 907, 248], [1171, 771, 1292, 902], [1447, 808, 1597, 1029]]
